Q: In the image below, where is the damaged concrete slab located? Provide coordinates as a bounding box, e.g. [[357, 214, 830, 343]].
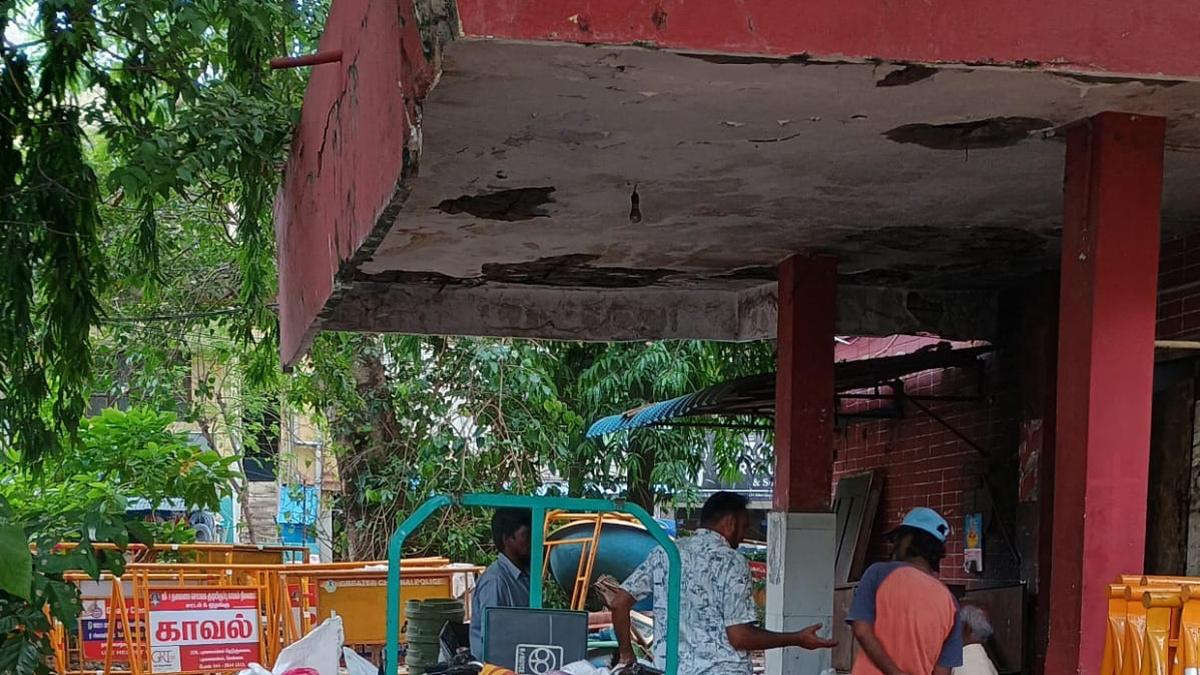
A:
[[321, 278, 997, 343], [277, 28, 1200, 364]]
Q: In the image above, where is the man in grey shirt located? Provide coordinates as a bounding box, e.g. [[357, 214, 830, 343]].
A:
[[469, 508, 532, 658]]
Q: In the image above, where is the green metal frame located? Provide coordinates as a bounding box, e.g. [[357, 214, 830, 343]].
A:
[[385, 494, 681, 675]]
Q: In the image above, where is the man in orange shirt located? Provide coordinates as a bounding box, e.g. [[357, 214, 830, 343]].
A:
[[847, 508, 962, 675]]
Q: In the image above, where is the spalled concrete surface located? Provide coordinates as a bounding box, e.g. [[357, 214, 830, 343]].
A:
[[322, 281, 998, 343], [310, 40, 1200, 344], [278, 33, 1200, 360], [364, 41, 1200, 286]]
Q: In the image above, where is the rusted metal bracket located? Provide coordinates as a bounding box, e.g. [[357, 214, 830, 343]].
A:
[[270, 49, 343, 70]]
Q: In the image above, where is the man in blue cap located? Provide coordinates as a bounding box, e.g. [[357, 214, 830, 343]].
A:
[[847, 507, 963, 675]]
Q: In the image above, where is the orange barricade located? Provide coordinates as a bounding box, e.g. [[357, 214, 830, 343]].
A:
[[1103, 575, 1200, 675], [52, 543, 312, 565], [1105, 584, 1128, 675], [51, 558, 481, 675]]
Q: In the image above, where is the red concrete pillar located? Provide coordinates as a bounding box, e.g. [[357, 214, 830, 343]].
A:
[[773, 254, 837, 512], [1046, 112, 1165, 675], [768, 254, 837, 675]]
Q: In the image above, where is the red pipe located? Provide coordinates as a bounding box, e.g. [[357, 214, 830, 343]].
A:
[[270, 49, 343, 70]]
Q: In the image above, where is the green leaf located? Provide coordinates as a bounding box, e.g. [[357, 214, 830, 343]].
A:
[[16, 639, 41, 675], [78, 547, 101, 580], [126, 520, 154, 546], [45, 580, 82, 625], [0, 525, 32, 600]]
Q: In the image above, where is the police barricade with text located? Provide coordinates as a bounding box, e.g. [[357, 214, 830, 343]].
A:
[[58, 567, 260, 675], [52, 558, 478, 675]]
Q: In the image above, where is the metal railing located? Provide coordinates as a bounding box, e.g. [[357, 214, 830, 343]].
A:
[[385, 494, 682, 675]]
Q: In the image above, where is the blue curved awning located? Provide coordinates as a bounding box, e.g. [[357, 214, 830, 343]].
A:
[[586, 374, 773, 438], [587, 393, 697, 437], [585, 344, 994, 438]]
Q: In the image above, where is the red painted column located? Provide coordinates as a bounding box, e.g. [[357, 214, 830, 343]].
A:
[[773, 255, 837, 512], [1046, 112, 1165, 675]]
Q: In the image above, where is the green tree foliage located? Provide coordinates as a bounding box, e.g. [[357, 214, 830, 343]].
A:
[[2, 0, 777, 618], [0, 0, 320, 463], [1, 2, 319, 671], [289, 335, 774, 562], [0, 407, 238, 675], [570, 341, 774, 506]]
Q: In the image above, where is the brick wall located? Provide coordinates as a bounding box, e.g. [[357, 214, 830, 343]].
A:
[[826, 234, 1193, 587], [831, 337, 1016, 585], [1159, 234, 1200, 340]]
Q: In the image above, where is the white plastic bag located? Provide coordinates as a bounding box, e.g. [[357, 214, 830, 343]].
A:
[[342, 647, 377, 675], [270, 615, 344, 675]]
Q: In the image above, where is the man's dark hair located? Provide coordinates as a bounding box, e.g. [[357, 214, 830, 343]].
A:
[[491, 508, 531, 550], [700, 491, 750, 527], [893, 525, 947, 568]]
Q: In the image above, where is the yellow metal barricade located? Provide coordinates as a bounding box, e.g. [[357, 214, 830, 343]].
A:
[[1105, 584, 1129, 675], [278, 564, 481, 648], [1104, 575, 1200, 675], [1180, 587, 1200, 675], [1125, 587, 1150, 675], [1142, 590, 1178, 675]]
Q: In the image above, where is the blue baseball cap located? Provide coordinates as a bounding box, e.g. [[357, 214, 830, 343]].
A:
[[889, 507, 952, 543]]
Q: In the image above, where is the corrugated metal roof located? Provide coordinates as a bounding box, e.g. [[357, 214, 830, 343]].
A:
[[587, 393, 700, 437], [586, 344, 993, 438], [587, 374, 772, 437]]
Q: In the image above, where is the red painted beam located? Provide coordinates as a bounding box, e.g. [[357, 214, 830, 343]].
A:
[[773, 255, 837, 513], [275, 0, 433, 366], [1046, 112, 1165, 675], [457, 0, 1200, 79]]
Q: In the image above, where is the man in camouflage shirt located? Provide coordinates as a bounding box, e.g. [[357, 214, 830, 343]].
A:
[[609, 492, 836, 675]]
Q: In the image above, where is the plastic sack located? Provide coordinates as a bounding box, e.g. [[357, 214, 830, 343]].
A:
[[342, 647, 377, 675], [271, 615, 345, 675]]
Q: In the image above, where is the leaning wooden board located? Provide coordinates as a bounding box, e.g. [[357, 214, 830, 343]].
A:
[[833, 471, 882, 584]]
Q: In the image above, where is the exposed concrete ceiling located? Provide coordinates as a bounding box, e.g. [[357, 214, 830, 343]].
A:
[[324, 40, 1200, 343]]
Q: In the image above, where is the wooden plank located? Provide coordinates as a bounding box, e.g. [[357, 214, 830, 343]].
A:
[[831, 584, 858, 672], [851, 485, 881, 582], [833, 471, 877, 584]]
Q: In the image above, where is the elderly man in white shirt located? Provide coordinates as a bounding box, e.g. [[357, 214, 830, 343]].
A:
[[954, 605, 999, 675]]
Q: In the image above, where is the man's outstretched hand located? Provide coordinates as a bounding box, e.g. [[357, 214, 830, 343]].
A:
[[727, 620, 838, 652], [793, 623, 838, 650]]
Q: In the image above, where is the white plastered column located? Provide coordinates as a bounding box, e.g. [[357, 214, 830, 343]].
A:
[[765, 511, 836, 675]]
